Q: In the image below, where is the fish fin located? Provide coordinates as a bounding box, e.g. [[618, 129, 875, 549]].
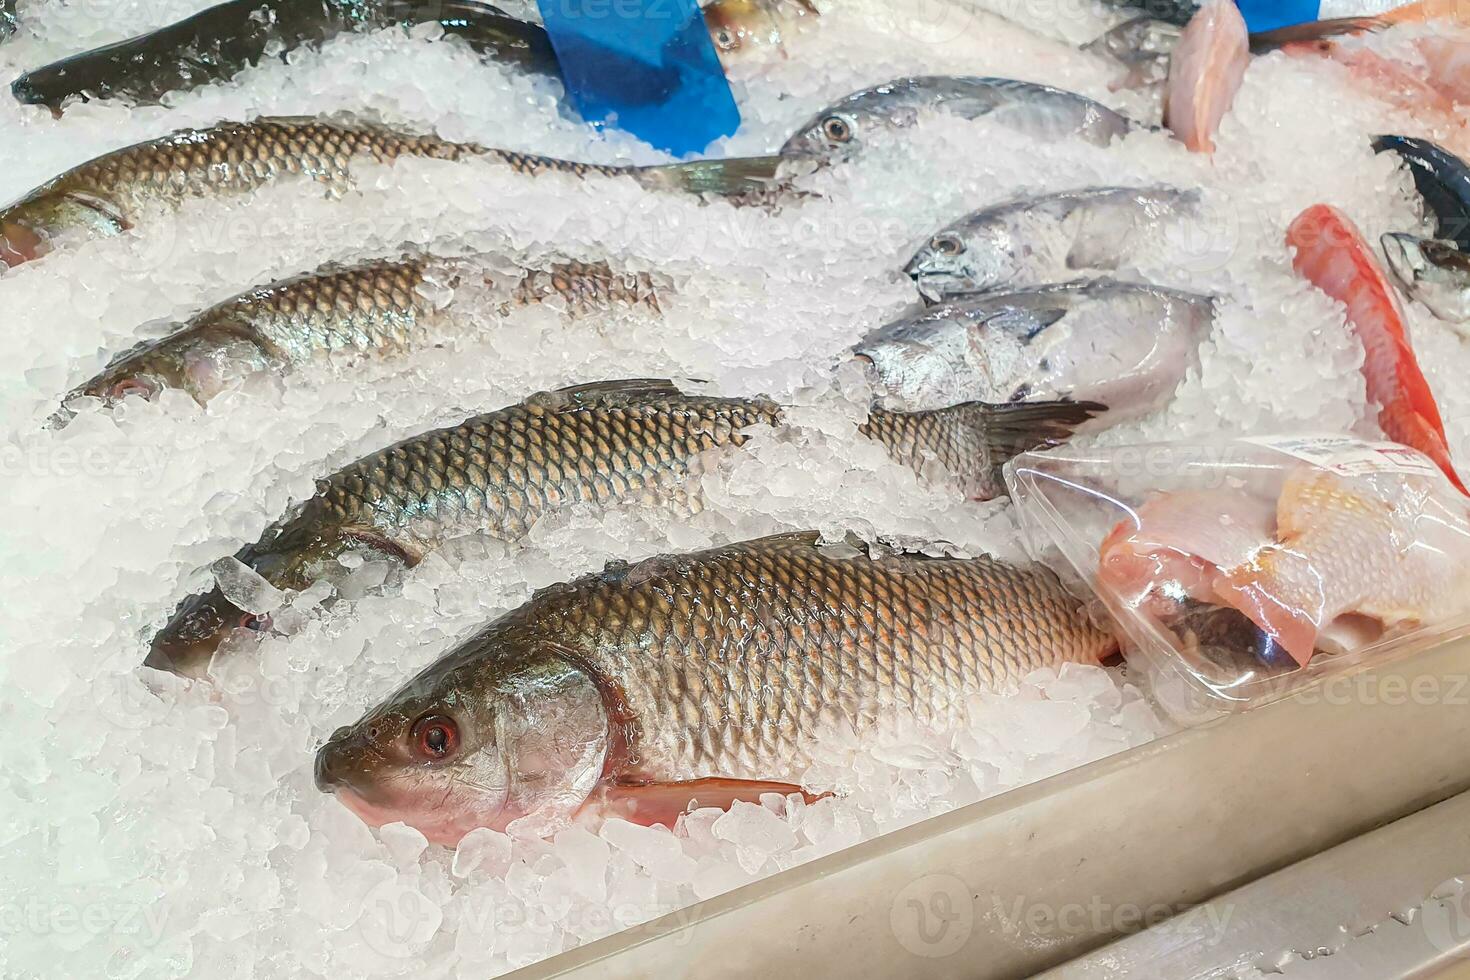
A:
[[1213, 562, 1318, 668], [536, 378, 689, 406], [950, 399, 1104, 499], [1248, 17, 1385, 53], [595, 775, 828, 829], [333, 525, 422, 566], [1383, 404, 1470, 495], [976, 306, 1069, 341], [636, 155, 792, 199]]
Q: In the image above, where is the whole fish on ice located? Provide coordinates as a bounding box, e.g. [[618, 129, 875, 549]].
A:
[[1099, 460, 1470, 667], [855, 278, 1215, 420], [778, 76, 1135, 163], [11, 0, 815, 111], [1287, 203, 1467, 493], [144, 379, 1096, 676], [0, 117, 784, 268], [904, 186, 1200, 301], [314, 530, 1115, 842], [55, 256, 664, 419]]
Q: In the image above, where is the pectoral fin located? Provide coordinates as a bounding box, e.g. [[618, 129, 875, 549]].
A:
[[593, 775, 828, 828]]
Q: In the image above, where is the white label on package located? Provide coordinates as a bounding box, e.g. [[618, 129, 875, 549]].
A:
[[1239, 434, 1440, 477]]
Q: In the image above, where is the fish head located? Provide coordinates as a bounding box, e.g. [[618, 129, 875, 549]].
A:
[[0, 189, 125, 268], [58, 323, 275, 422], [904, 221, 1013, 301], [852, 308, 982, 410], [705, 0, 818, 64], [1381, 233, 1470, 322], [143, 584, 270, 678], [315, 635, 610, 845], [779, 81, 921, 162]]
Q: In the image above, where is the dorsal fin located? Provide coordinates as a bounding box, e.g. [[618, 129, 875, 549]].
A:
[[526, 378, 706, 411]]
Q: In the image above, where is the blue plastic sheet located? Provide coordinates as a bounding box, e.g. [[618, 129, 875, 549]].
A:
[[535, 0, 741, 156], [1234, 0, 1323, 33]]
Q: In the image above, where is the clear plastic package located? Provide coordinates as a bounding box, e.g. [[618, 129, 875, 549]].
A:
[[1005, 434, 1470, 722]]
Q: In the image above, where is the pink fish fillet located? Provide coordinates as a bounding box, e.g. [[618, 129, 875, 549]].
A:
[[1100, 465, 1470, 667], [1165, 0, 1250, 152]]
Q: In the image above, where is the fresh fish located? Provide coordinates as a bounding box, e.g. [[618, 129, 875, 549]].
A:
[[1381, 233, 1470, 324], [1164, 0, 1249, 153], [0, 116, 785, 268], [55, 257, 664, 420], [1374, 135, 1470, 251], [904, 186, 1199, 301], [0, 0, 15, 41], [1083, 16, 1183, 92], [1286, 204, 1468, 493], [1099, 462, 1470, 667], [855, 278, 1215, 420], [143, 379, 1096, 676], [777, 76, 1135, 163], [11, 0, 815, 111], [11, 1, 552, 110], [314, 530, 1116, 841]]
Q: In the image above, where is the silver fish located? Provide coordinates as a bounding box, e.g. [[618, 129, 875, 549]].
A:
[[855, 278, 1215, 418], [1382, 233, 1470, 327], [778, 75, 1136, 163], [904, 186, 1199, 301], [1083, 16, 1183, 92]]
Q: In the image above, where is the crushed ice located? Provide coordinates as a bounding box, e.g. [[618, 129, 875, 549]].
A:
[[0, 0, 1461, 976]]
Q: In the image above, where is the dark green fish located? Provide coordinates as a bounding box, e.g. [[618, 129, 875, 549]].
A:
[[143, 379, 1096, 677], [314, 530, 1116, 843]]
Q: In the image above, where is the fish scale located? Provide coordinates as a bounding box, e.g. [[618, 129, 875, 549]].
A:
[[479, 533, 1114, 776]]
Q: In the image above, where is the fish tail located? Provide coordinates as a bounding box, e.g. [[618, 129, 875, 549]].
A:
[[1248, 16, 1385, 54], [635, 155, 791, 200], [378, 0, 559, 73], [959, 399, 1104, 498]]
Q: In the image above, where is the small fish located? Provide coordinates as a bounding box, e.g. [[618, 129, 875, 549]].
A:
[[314, 530, 1115, 842], [11, 0, 814, 111], [0, 116, 784, 268], [1374, 135, 1470, 252], [1099, 462, 1470, 667], [1084, 16, 1183, 92], [777, 76, 1135, 163], [1286, 204, 1468, 494], [1163, 0, 1249, 153], [855, 278, 1215, 420], [1380, 233, 1470, 324], [54, 256, 664, 421], [904, 186, 1199, 301], [143, 379, 1093, 676]]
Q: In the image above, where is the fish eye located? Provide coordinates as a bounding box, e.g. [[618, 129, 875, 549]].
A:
[[237, 611, 271, 632], [930, 234, 964, 256], [715, 28, 735, 49], [410, 714, 460, 762], [107, 377, 157, 401], [821, 115, 852, 143]]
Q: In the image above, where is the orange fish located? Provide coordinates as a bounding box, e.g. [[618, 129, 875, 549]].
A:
[[1286, 204, 1468, 494]]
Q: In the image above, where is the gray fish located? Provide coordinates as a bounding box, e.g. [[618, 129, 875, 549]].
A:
[[1101, 0, 1199, 27], [904, 185, 1199, 301], [314, 530, 1116, 843], [1, 0, 15, 41], [777, 75, 1136, 163], [855, 278, 1215, 419], [1381, 233, 1470, 327], [144, 379, 1096, 677]]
